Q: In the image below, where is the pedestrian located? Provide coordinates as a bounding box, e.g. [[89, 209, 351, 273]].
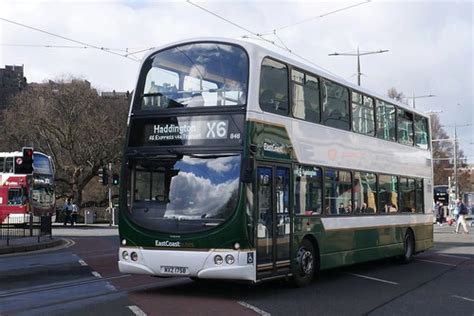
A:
[[454, 199, 469, 234], [71, 202, 79, 226], [434, 201, 443, 226], [63, 198, 73, 226], [452, 201, 460, 225]]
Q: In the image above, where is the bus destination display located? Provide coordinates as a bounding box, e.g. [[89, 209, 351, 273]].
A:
[[129, 114, 244, 147]]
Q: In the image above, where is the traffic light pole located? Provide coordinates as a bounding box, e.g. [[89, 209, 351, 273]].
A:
[[108, 162, 112, 226]]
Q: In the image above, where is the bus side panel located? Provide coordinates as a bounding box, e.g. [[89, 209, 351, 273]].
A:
[[293, 217, 432, 271]]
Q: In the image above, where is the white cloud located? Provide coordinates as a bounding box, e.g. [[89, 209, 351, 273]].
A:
[[1, 0, 472, 160]]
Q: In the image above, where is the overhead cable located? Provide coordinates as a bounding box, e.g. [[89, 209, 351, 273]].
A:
[[0, 17, 139, 62], [187, 0, 339, 77], [262, 0, 371, 35]]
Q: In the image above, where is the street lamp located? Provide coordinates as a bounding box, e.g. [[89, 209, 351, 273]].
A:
[[404, 93, 436, 109], [328, 47, 389, 86], [437, 122, 473, 199]]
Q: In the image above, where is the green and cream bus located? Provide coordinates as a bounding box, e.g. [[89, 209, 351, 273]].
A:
[[118, 37, 433, 286]]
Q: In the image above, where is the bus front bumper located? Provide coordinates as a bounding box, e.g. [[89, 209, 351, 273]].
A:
[[118, 247, 256, 282]]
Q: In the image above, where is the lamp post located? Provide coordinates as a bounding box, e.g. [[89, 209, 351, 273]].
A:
[[437, 122, 473, 199], [328, 47, 389, 86], [405, 93, 436, 108]]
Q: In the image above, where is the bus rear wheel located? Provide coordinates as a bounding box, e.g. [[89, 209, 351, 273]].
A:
[[399, 229, 414, 264], [291, 239, 317, 287]]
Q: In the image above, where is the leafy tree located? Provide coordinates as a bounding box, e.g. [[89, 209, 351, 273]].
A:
[[0, 79, 129, 205]]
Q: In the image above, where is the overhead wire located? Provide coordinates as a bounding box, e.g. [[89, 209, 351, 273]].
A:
[[0, 17, 140, 62], [186, 0, 344, 77], [260, 0, 371, 35]]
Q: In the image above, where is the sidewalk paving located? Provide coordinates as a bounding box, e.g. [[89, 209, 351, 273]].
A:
[[0, 223, 119, 255]]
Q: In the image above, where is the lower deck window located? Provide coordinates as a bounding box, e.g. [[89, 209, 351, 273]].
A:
[[294, 165, 322, 215], [325, 169, 352, 215]]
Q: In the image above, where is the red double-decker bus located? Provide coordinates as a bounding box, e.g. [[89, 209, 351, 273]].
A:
[[0, 149, 55, 224]]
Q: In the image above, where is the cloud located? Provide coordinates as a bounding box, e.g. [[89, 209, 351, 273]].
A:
[[1, 0, 472, 160]]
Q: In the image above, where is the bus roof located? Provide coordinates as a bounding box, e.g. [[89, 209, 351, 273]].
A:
[[141, 36, 429, 119]]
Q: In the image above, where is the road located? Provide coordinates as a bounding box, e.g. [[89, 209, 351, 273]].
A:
[[0, 224, 472, 315]]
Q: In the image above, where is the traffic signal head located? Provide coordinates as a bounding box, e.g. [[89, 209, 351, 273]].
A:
[[102, 167, 109, 185], [112, 174, 119, 185], [15, 147, 34, 174]]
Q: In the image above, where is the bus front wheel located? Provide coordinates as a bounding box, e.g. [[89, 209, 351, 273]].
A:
[[291, 239, 317, 287]]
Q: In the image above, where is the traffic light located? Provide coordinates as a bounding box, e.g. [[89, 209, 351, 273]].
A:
[[112, 174, 119, 185], [98, 167, 108, 185], [15, 147, 34, 174]]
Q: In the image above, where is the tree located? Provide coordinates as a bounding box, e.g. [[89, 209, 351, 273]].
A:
[[387, 87, 406, 103], [387, 89, 470, 195], [0, 79, 129, 205], [429, 114, 469, 193]]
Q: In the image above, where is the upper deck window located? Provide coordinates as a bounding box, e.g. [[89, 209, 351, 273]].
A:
[[291, 69, 320, 123], [136, 42, 248, 110], [376, 100, 396, 142], [321, 79, 350, 131], [397, 109, 414, 146], [259, 58, 289, 115], [352, 92, 375, 136], [414, 115, 429, 149]]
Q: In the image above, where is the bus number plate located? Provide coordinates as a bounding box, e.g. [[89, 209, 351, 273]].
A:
[[160, 266, 189, 275]]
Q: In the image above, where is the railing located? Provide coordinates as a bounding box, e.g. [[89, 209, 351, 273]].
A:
[[0, 214, 52, 246]]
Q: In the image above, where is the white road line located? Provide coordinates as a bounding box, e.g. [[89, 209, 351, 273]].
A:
[[452, 295, 474, 302], [91, 271, 102, 278], [439, 254, 471, 260], [128, 305, 147, 316], [78, 259, 88, 266], [345, 272, 399, 285], [237, 301, 271, 316], [415, 259, 457, 267]]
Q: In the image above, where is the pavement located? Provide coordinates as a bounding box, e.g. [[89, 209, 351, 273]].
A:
[[0, 221, 472, 256], [0, 222, 119, 255]]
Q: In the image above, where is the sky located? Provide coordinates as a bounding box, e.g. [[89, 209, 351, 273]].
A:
[[0, 0, 473, 162]]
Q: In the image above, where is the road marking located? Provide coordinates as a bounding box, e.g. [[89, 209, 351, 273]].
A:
[[78, 259, 88, 266], [91, 271, 102, 278], [237, 301, 271, 316], [452, 295, 474, 302], [128, 305, 147, 316], [345, 272, 398, 285], [439, 254, 471, 260], [416, 259, 456, 267]]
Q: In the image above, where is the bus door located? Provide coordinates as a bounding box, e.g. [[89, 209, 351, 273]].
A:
[[256, 165, 291, 278]]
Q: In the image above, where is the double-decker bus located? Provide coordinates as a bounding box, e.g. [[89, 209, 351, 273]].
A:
[[118, 38, 433, 286], [0, 150, 56, 223]]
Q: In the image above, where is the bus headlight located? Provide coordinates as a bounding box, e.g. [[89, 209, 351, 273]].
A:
[[233, 242, 240, 250], [225, 254, 235, 265], [214, 255, 223, 265], [121, 239, 127, 246], [131, 252, 138, 261], [122, 251, 129, 261]]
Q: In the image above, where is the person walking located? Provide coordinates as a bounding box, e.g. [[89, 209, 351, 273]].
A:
[[454, 199, 469, 234], [63, 198, 73, 226], [71, 201, 79, 226], [434, 201, 443, 226]]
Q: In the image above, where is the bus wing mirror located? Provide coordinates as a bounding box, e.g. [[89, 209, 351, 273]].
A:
[[240, 158, 255, 183]]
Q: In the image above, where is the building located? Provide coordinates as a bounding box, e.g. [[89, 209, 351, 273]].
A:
[[101, 90, 131, 99], [0, 65, 27, 107]]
